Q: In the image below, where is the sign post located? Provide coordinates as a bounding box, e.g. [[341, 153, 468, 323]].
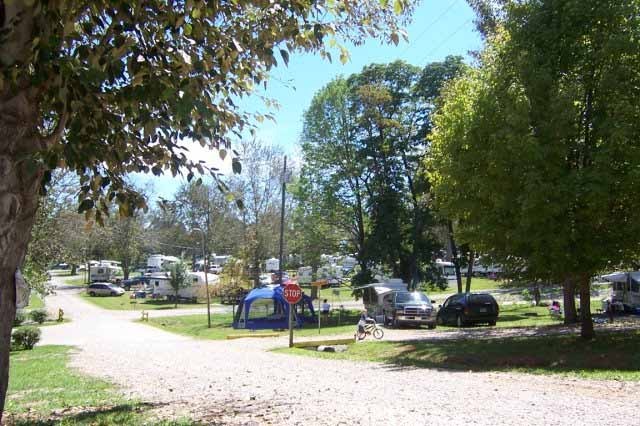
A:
[[283, 282, 302, 348]]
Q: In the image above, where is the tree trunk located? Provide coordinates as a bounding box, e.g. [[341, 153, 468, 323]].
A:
[[447, 221, 462, 293], [562, 277, 577, 324], [0, 268, 17, 421], [465, 251, 474, 293], [123, 261, 130, 280], [533, 283, 541, 306], [578, 275, 595, 339], [0, 90, 46, 421]]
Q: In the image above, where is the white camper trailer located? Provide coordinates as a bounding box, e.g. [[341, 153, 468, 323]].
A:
[[297, 266, 313, 285], [149, 271, 219, 302], [342, 256, 358, 272], [147, 255, 180, 272], [435, 259, 457, 284], [601, 271, 640, 310], [265, 258, 280, 273], [89, 263, 119, 282]]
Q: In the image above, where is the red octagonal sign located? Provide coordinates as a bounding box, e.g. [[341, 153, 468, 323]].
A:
[[283, 283, 302, 304]]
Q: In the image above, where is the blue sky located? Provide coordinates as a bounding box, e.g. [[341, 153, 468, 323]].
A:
[[140, 0, 483, 200]]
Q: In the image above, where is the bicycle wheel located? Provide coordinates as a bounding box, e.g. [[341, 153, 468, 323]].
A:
[[356, 330, 367, 340], [372, 327, 384, 340]]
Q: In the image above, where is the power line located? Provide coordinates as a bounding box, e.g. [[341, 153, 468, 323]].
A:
[[399, 0, 460, 57], [419, 18, 472, 65]]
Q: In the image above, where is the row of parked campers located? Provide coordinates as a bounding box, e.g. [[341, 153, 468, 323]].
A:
[[88, 271, 219, 301]]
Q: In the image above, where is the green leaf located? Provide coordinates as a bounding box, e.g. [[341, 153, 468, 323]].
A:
[[232, 158, 242, 174], [394, 0, 403, 15], [235, 199, 245, 210], [78, 199, 94, 213], [390, 32, 399, 46], [219, 148, 227, 160], [191, 8, 201, 19], [184, 24, 193, 36], [280, 49, 290, 66]]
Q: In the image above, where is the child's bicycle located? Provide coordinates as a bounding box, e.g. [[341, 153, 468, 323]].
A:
[[355, 318, 384, 341]]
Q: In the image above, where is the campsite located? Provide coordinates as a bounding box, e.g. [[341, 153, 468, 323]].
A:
[[4, 1, 640, 425]]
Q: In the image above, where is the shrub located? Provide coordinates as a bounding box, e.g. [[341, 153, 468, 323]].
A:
[[12, 326, 41, 350], [13, 311, 26, 327], [30, 309, 48, 324]]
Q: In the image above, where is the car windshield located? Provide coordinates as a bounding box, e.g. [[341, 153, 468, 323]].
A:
[[395, 292, 431, 304]]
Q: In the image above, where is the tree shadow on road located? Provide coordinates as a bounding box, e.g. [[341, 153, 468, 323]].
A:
[[5, 402, 199, 425]]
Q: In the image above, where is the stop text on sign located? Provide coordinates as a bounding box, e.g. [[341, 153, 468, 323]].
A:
[[283, 283, 302, 304]]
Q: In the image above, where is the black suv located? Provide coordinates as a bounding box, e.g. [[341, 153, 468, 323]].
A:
[[436, 293, 499, 327], [120, 276, 150, 291]]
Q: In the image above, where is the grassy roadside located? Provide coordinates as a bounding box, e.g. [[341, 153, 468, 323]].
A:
[[6, 346, 196, 425], [80, 293, 210, 311], [146, 304, 567, 342], [27, 293, 45, 310], [275, 330, 640, 381], [423, 277, 504, 295], [143, 310, 363, 340]]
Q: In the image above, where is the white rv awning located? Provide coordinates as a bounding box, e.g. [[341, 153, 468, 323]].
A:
[[601, 271, 640, 283]]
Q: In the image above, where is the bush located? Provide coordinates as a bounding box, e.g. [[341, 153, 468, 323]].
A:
[[12, 326, 41, 350], [30, 309, 48, 324], [13, 311, 26, 327]]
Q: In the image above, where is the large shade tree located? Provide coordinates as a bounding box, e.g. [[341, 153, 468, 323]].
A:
[[0, 0, 415, 417], [430, 0, 640, 339]]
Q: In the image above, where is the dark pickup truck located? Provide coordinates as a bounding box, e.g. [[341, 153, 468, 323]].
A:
[[382, 291, 437, 329]]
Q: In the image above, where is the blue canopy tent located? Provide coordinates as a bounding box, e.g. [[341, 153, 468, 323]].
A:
[[233, 285, 316, 330]]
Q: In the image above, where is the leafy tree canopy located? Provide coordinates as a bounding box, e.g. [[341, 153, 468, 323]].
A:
[[430, 0, 640, 282], [1, 0, 415, 222]]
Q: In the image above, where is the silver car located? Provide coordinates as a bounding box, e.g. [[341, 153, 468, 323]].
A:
[[87, 283, 125, 297]]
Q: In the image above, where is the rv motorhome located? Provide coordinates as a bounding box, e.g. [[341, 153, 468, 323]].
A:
[[297, 266, 313, 285], [601, 271, 640, 310], [89, 263, 119, 282], [265, 258, 279, 273], [149, 271, 220, 302], [147, 255, 180, 272]]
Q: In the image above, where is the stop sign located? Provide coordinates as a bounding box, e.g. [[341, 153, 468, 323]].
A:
[[283, 283, 302, 304]]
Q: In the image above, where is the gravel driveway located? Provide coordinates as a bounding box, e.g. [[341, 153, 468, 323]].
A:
[[38, 285, 640, 425]]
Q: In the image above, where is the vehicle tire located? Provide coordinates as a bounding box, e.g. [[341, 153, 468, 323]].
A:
[[436, 315, 444, 326], [89, 291, 96, 297], [356, 331, 367, 341], [111, 291, 117, 296], [488, 320, 496, 326], [456, 314, 464, 328], [428, 323, 436, 330], [372, 328, 384, 340]]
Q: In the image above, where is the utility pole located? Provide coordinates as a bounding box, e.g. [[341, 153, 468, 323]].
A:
[[278, 156, 287, 286], [277, 156, 294, 347], [194, 227, 211, 328]]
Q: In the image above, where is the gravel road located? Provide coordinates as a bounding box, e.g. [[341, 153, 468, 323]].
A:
[[37, 284, 640, 425]]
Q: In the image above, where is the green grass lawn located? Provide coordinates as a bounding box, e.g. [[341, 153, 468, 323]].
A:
[[424, 277, 504, 295], [80, 292, 211, 311], [144, 309, 363, 340], [433, 303, 565, 330], [276, 330, 640, 381], [59, 275, 88, 286], [6, 346, 196, 425], [27, 293, 45, 309]]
